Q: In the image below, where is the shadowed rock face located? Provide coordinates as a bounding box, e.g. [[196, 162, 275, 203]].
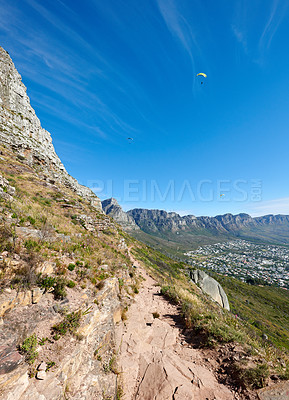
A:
[[102, 198, 139, 231], [190, 270, 230, 311], [0, 47, 101, 210]]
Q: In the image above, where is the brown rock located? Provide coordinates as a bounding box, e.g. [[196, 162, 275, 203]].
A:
[[258, 380, 289, 399]]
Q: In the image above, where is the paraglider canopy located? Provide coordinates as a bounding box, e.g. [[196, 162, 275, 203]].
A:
[[196, 73, 207, 78], [196, 73, 207, 84]]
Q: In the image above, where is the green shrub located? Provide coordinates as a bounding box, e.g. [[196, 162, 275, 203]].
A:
[[38, 275, 67, 299], [24, 239, 40, 251], [76, 260, 83, 266], [68, 263, 75, 271], [46, 361, 56, 371], [38, 275, 56, 291], [52, 310, 82, 337], [66, 280, 76, 288], [236, 363, 269, 389], [20, 334, 38, 364], [132, 284, 139, 294], [27, 216, 36, 225], [118, 278, 124, 291], [54, 278, 67, 299], [160, 285, 180, 304], [39, 337, 49, 346]]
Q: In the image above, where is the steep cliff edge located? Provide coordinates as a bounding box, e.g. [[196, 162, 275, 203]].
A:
[[102, 198, 139, 231], [0, 47, 101, 210]]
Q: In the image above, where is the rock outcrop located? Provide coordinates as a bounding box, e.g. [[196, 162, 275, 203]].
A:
[[0, 278, 121, 400], [190, 269, 230, 310], [102, 198, 139, 231], [102, 201, 289, 246], [0, 173, 15, 202], [0, 47, 101, 210]]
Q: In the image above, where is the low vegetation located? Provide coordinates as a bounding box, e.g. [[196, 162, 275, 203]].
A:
[[52, 310, 82, 339], [19, 334, 38, 365], [1, 145, 289, 394], [131, 242, 289, 389]]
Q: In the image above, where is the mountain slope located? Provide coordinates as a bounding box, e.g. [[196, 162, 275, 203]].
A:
[[0, 47, 101, 209], [1, 47, 289, 399], [102, 198, 289, 251]]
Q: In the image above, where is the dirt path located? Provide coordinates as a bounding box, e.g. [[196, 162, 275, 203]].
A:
[[116, 254, 238, 399]]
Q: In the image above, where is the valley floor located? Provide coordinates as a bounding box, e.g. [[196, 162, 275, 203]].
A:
[[115, 263, 241, 400]]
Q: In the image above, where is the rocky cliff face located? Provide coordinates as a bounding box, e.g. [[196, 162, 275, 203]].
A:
[[103, 202, 289, 246], [128, 208, 196, 233], [102, 198, 139, 231], [0, 47, 101, 210], [128, 209, 289, 234]]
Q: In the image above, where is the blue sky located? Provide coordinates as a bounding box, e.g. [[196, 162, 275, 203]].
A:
[[0, 0, 289, 216]]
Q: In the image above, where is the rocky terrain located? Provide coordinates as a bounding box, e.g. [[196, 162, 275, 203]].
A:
[[0, 149, 137, 399], [102, 198, 289, 249], [1, 46, 289, 400], [116, 267, 235, 400], [102, 198, 139, 232], [0, 47, 101, 210]]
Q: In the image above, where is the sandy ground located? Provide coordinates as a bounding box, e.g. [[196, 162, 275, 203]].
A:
[[115, 255, 239, 400]]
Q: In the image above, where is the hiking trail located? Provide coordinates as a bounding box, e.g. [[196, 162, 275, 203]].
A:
[[115, 251, 239, 400]]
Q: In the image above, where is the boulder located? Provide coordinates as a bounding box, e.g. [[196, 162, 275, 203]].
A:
[[32, 288, 44, 304], [190, 269, 230, 310]]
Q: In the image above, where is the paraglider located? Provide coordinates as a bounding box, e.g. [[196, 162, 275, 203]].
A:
[[127, 137, 133, 143], [196, 73, 207, 84]]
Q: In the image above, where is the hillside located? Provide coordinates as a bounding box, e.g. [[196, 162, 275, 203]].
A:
[[1, 46, 289, 399], [0, 47, 101, 209], [102, 199, 289, 255]]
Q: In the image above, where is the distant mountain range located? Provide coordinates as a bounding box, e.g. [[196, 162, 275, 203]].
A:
[[102, 198, 289, 253]]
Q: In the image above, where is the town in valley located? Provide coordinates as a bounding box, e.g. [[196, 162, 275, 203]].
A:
[[185, 240, 289, 288]]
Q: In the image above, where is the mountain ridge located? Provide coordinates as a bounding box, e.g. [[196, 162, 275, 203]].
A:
[[102, 198, 289, 248]]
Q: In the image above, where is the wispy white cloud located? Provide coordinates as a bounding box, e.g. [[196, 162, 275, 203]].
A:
[[258, 0, 288, 53], [232, 0, 289, 63], [0, 1, 143, 141], [25, 0, 96, 55], [249, 197, 289, 217], [156, 0, 196, 68]]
